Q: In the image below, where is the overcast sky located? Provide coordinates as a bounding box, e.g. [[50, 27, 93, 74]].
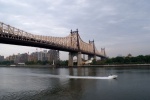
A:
[[0, 0, 150, 59]]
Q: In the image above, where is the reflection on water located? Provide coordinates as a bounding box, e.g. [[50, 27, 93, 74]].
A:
[[0, 67, 150, 100]]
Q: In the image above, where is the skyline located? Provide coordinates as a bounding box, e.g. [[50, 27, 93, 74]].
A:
[[0, 0, 150, 59]]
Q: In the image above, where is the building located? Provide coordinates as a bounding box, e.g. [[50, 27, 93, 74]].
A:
[[0, 55, 4, 62], [14, 53, 20, 63], [28, 52, 38, 62], [37, 50, 48, 61], [37, 51, 43, 61], [8, 53, 28, 63], [47, 50, 59, 64], [5, 49, 60, 64], [7, 54, 16, 61], [20, 53, 28, 63], [43, 50, 48, 61]]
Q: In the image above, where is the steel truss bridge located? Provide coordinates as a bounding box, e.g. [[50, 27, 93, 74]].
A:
[[0, 22, 107, 66]]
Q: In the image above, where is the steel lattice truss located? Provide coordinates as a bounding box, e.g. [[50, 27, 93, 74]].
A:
[[0, 22, 106, 58]]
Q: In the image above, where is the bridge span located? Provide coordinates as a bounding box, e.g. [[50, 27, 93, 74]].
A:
[[0, 22, 107, 66]]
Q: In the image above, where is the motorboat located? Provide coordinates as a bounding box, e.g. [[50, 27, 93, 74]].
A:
[[108, 75, 118, 79]]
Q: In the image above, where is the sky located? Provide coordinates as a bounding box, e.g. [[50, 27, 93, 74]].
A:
[[0, 0, 150, 59]]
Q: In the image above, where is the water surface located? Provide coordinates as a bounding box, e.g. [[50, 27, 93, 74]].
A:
[[0, 66, 150, 100]]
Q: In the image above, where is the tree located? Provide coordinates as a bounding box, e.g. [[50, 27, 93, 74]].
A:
[[92, 59, 97, 65]]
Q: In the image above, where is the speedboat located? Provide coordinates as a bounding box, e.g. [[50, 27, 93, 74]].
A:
[[108, 75, 118, 79]]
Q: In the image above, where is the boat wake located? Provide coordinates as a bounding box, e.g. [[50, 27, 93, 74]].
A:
[[66, 75, 117, 79], [27, 74, 117, 79]]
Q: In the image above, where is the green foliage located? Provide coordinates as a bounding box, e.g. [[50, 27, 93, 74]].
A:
[[59, 60, 68, 66], [25, 60, 68, 66], [90, 55, 150, 65], [0, 61, 14, 65], [96, 60, 106, 65], [92, 59, 97, 65], [103, 55, 150, 65], [25, 61, 35, 65], [25, 60, 52, 65]]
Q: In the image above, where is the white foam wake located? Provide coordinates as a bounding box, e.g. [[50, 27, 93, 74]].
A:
[[66, 76, 114, 79], [27, 74, 116, 79], [2, 72, 117, 79]]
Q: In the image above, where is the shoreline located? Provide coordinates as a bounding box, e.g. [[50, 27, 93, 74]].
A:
[[0, 65, 56, 68], [1, 64, 150, 68], [82, 64, 150, 67]]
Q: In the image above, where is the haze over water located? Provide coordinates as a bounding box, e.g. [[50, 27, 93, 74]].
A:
[[0, 66, 150, 100]]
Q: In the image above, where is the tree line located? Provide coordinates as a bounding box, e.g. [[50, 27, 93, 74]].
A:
[[1, 55, 150, 66], [0, 60, 69, 66], [95, 55, 150, 65]]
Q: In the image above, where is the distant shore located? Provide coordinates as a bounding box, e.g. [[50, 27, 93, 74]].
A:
[[82, 64, 150, 67], [1, 64, 150, 68], [0, 65, 56, 68]]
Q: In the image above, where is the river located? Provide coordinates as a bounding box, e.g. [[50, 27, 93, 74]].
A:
[[0, 66, 150, 100]]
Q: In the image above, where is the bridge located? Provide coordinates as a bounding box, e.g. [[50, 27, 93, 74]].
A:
[[0, 22, 107, 66]]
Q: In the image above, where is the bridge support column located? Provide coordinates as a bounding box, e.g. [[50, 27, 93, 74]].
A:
[[68, 52, 83, 66], [77, 52, 82, 66], [68, 52, 74, 66]]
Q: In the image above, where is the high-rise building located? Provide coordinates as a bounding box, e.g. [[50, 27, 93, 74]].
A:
[[0, 55, 4, 62], [28, 52, 38, 62], [47, 50, 59, 64], [20, 53, 28, 63], [38, 51, 43, 61], [43, 50, 48, 61], [37, 50, 48, 61], [8, 55, 16, 61], [14, 53, 20, 63]]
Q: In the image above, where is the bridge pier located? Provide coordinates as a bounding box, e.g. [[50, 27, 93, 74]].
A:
[[68, 52, 74, 66], [68, 52, 82, 66], [77, 52, 82, 66]]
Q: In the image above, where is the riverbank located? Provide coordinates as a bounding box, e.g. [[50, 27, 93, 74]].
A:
[[1, 64, 150, 68], [82, 64, 150, 67], [0, 65, 56, 68]]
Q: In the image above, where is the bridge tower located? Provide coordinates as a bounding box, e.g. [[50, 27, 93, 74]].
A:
[[101, 48, 107, 60], [88, 40, 96, 60], [68, 29, 82, 66]]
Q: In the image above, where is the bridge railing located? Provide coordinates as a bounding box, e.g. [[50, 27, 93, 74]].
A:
[[0, 22, 34, 38], [0, 22, 77, 49]]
